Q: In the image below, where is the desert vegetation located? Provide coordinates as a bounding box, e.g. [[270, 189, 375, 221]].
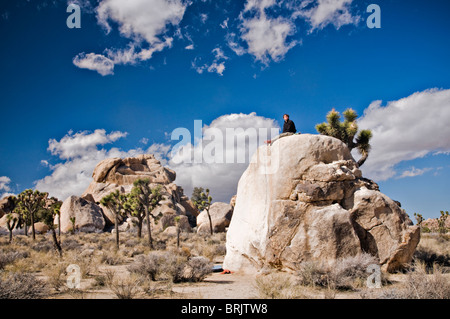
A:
[[0, 228, 226, 299]]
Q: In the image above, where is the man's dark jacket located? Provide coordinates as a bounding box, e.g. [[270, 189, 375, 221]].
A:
[[283, 119, 297, 134]]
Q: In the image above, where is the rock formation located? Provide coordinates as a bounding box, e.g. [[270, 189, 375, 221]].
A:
[[80, 154, 197, 230], [197, 202, 233, 234], [223, 134, 420, 273], [0, 196, 15, 219], [57, 196, 106, 233]]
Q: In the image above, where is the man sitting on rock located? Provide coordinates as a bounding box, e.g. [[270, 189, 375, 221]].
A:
[[266, 114, 299, 145]]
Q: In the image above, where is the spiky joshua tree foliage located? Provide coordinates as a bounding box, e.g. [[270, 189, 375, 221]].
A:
[[316, 108, 373, 167], [193, 188, 213, 235], [101, 190, 125, 250], [41, 197, 63, 256], [132, 179, 163, 249], [14, 189, 48, 241]]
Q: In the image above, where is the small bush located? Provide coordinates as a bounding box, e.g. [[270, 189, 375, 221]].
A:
[[402, 262, 450, 299], [0, 251, 30, 270], [128, 252, 164, 281], [296, 254, 379, 291], [128, 251, 212, 283], [0, 272, 49, 299], [107, 272, 142, 299], [101, 251, 125, 266], [255, 272, 305, 299]]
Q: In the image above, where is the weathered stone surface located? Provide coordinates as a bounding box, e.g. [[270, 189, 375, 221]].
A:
[[223, 134, 419, 273], [29, 222, 50, 234], [82, 154, 190, 227], [0, 196, 16, 219], [197, 202, 233, 234], [57, 196, 105, 233]]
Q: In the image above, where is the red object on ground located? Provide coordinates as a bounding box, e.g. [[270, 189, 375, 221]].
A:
[[220, 269, 233, 274]]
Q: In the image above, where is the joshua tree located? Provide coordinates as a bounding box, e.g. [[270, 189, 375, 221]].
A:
[[191, 187, 204, 204], [193, 188, 213, 235], [101, 191, 125, 250], [5, 213, 18, 243], [41, 197, 63, 257], [414, 213, 424, 228], [124, 191, 145, 239], [15, 189, 48, 241], [174, 216, 181, 248], [437, 211, 449, 235], [69, 217, 76, 234], [132, 179, 163, 249], [316, 108, 373, 167]]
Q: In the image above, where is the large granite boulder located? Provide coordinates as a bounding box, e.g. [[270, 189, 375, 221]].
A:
[[197, 202, 233, 234], [81, 154, 193, 230], [223, 134, 420, 274], [0, 196, 16, 219], [57, 196, 105, 233]]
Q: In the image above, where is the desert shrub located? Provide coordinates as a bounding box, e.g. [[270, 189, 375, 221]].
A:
[[179, 256, 213, 283], [43, 263, 67, 292], [0, 272, 49, 299], [31, 240, 54, 253], [255, 272, 305, 299], [402, 262, 450, 299], [61, 238, 83, 251], [361, 262, 450, 299], [128, 252, 165, 281], [128, 251, 212, 283], [296, 261, 329, 288], [101, 251, 125, 266], [106, 272, 142, 299], [296, 254, 379, 290], [0, 251, 30, 270]]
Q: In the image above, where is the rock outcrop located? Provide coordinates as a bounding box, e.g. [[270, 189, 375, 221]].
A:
[[223, 134, 420, 274], [0, 196, 16, 219], [197, 202, 233, 234], [81, 154, 196, 230], [57, 196, 106, 233]]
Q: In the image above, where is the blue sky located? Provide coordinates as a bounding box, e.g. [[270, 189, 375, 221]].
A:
[[0, 0, 449, 220]]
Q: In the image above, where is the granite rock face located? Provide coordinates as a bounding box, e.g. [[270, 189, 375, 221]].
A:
[[223, 134, 420, 273]]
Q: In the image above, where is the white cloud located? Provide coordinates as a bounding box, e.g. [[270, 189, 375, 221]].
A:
[[357, 88, 450, 181], [296, 0, 360, 32], [192, 47, 228, 76], [397, 167, 433, 179], [74, 0, 187, 74], [167, 112, 280, 202], [240, 0, 298, 64], [35, 130, 142, 201], [185, 44, 194, 50], [0, 176, 13, 199], [0, 176, 11, 192], [96, 0, 186, 44], [72, 52, 115, 76]]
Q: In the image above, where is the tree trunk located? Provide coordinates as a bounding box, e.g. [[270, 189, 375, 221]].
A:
[[207, 209, 213, 235], [58, 214, 61, 241], [51, 228, 63, 257], [8, 230, 13, 243], [24, 220, 28, 236], [30, 212, 36, 241], [137, 217, 142, 239], [177, 225, 180, 248], [144, 207, 153, 249], [115, 213, 120, 250], [357, 153, 369, 167]]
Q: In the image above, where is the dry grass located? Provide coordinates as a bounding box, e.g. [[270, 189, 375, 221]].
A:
[[0, 272, 49, 299], [361, 261, 450, 299], [296, 253, 379, 291], [255, 272, 307, 299]]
